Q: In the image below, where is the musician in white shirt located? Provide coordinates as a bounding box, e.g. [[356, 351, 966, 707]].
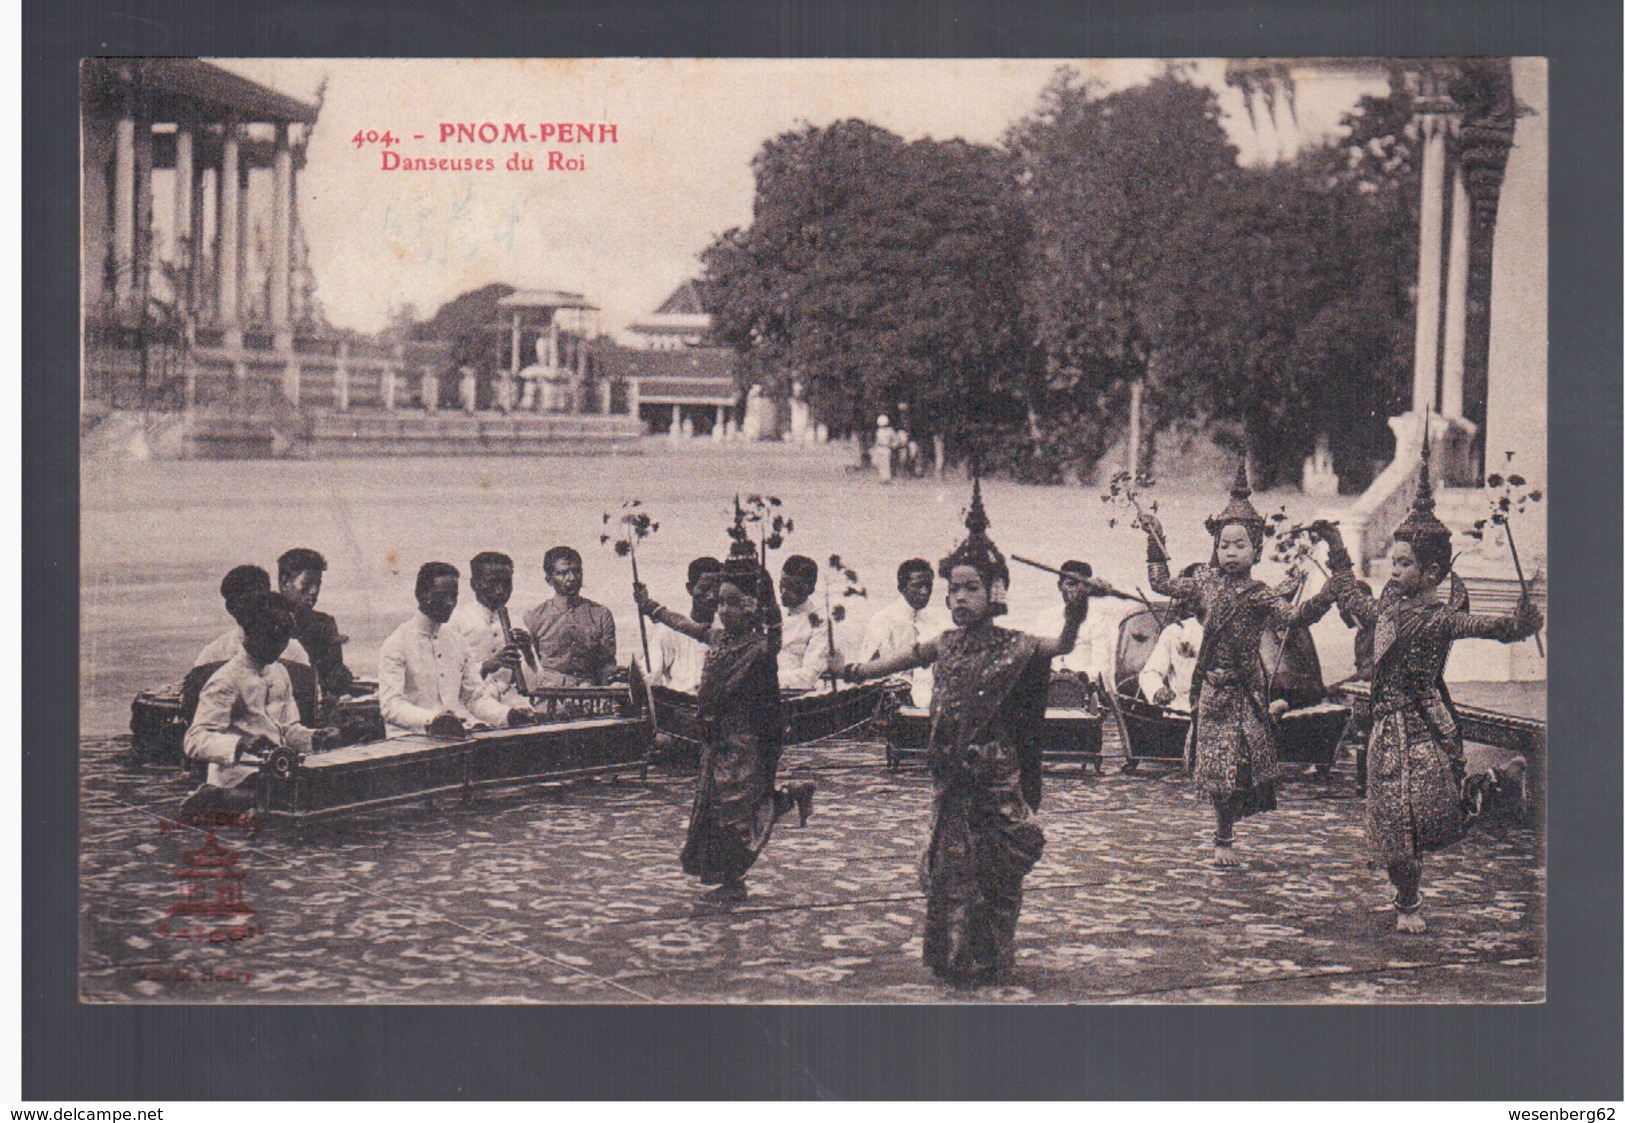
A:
[[182, 593, 336, 812], [192, 564, 310, 669], [448, 551, 536, 705], [859, 558, 949, 705], [1138, 608, 1203, 712], [1032, 561, 1135, 685], [777, 554, 832, 691], [650, 556, 722, 694], [379, 562, 537, 738]]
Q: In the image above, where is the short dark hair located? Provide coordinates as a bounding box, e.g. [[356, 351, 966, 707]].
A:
[[470, 551, 514, 573], [687, 556, 723, 586], [277, 548, 327, 584], [240, 590, 295, 637], [782, 555, 818, 584], [220, 564, 271, 605], [896, 559, 933, 587], [416, 561, 460, 597], [1059, 560, 1092, 580], [544, 546, 582, 574]]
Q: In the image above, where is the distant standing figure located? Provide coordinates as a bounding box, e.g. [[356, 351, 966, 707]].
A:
[[874, 415, 896, 483], [458, 366, 478, 414]]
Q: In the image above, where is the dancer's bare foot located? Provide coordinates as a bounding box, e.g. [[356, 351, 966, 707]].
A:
[[786, 779, 816, 827], [1394, 902, 1427, 933], [704, 879, 748, 902], [1213, 841, 1240, 867]]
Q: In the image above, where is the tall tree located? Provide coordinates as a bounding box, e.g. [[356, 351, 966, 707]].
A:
[[1006, 67, 1238, 478], [703, 121, 1031, 466]]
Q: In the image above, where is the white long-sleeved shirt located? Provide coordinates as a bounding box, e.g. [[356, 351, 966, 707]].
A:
[[377, 612, 512, 738], [859, 597, 950, 705], [1137, 618, 1203, 712], [1037, 599, 1136, 679], [650, 620, 709, 694], [778, 599, 832, 691], [183, 653, 314, 788], [193, 626, 309, 669], [448, 600, 533, 703]]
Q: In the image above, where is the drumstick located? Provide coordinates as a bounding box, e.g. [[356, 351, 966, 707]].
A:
[[1009, 555, 1151, 605]]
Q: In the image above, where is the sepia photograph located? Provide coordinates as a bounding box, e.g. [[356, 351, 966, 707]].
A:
[[78, 56, 1548, 1005]]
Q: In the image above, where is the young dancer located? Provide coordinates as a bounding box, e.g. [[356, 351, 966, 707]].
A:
[[1137, 461, 1312, 867], [635, 554, 815, 900], [1311, 445, 1542, 932], [833, 491, 1089, 985]]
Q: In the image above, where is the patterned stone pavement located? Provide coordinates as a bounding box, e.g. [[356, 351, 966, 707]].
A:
[[79, 733, 1543, 1005]]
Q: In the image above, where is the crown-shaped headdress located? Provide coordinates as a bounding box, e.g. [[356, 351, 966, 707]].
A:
[[1203, 456, 1266, 538], [1392, 421, 1452, 544], [945, 471, 1010, 615]]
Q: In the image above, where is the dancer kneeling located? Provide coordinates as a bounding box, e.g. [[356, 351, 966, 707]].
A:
[[1138, 462, 1314, 868], [834, 541, 1088, 986], [1309, 447, 1542, 933], [635, 555, 815, 901]]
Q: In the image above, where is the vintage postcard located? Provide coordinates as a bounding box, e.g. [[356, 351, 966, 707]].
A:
[[79, 57, 1547, 1004]]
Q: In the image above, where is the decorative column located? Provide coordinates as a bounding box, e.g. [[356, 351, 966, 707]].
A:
[[1440, 158, 1471, 420], [186, 133, 206, 320], [134, 115, 154, 309], [1410, 84, 1451, 415], [236, 152, 251, 332], [113, 102, 136, 312], [218, 123, 241, 346], [270, 122, 293, 351]]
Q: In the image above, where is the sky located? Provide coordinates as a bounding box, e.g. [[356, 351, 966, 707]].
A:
[[208, 58, 1387, 339]]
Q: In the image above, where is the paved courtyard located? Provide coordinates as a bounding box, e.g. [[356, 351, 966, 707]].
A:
[[78, 441, 1545, 1005], [80, 731, 1543, 1005]]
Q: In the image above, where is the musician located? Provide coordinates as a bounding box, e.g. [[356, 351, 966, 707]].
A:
[[379, 562, 537, 738], [524, 546, 620, 688], [193, 564, 310, 669], [776, 554, 832, 691], [650, 556, 722, 694], [449, 551, 536, 704], [277, 548, 358, 700], [181, 592, 335, 815], [1138, 578, 1203, 712], [1042, 561, 1131, 681], [858, 558, 949, 705]]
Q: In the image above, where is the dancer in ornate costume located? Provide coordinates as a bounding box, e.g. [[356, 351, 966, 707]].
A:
[[635, 552, 815, 900], [834, 481, 1092, 985], [1311, 441, 1542, 932], [1137, 461, 1313, 867]]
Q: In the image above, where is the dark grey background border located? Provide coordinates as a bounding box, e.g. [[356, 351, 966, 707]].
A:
[[27, 0, 1622, 1100]]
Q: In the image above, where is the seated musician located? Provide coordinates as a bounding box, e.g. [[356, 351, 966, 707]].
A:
[[449, 551, 536, 705], [650, 556, 722, 694], [524, 546, 620, 688], [777, 554, 832, 691], [1045, 560, 1131, 683], [858, 558, 949, 706], [1137, 589, 1203, 713], [181, 592, 336, 815], [379, 562, 538, 738], [277, 548, 360, 701], [195, 564, 311, 669]]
